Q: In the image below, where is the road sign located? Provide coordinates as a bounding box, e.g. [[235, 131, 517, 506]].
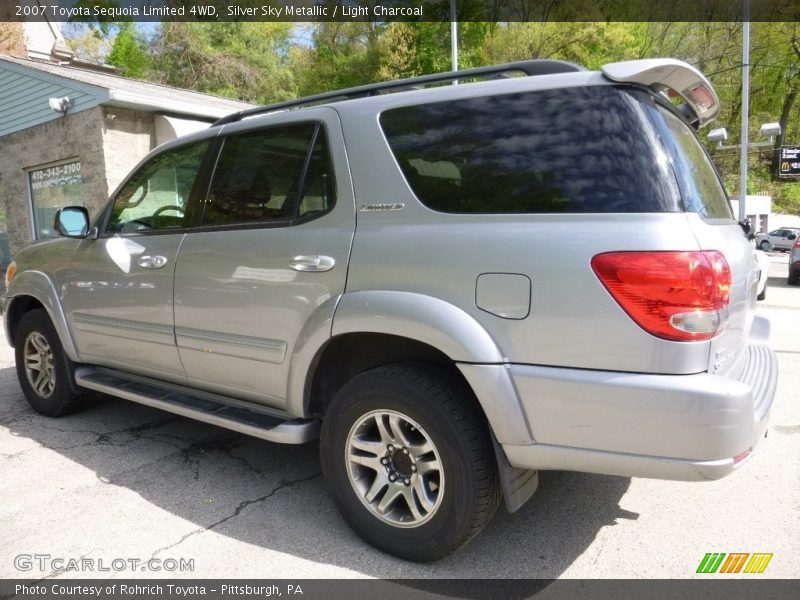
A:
[[778, 146, 800, 177]]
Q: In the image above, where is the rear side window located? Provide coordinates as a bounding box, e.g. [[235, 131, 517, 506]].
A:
[[201, 122, 335, 227], [653, 106, 733, 220], [379, 86, 681, 214]]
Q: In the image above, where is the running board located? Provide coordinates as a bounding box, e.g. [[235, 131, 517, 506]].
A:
[[74, 367, 319, 444]]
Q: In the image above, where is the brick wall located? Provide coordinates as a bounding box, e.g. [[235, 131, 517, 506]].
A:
[[0, 106, 155, 259]]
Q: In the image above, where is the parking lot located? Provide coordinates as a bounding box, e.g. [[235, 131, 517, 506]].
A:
[[0, 253, 798, 580]]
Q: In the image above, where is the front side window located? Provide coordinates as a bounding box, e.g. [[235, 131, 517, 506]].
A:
[[379, 86, 682, 214], [201, 122, 335, 227], [107, 141, 210, 233], [28, 160, 83, 240]]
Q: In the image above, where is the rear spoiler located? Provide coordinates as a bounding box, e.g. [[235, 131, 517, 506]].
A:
[[602, 59, 720, 128]]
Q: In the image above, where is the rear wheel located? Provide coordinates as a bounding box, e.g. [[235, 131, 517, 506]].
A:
[[320, 363, 500, 562], [14, 309, 91, 417], [760, 240, 772, 251]]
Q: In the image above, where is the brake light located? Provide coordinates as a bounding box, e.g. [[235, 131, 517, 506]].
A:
[[689, 84, 715, 110], [591, 251, 731, 342]]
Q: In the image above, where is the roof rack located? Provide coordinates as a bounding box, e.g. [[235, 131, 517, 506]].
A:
[[213, 59, 584, 127]]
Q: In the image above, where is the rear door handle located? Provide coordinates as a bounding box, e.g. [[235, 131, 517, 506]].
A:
[[289, 255, 335, 272], [137, 255, 168, 269]]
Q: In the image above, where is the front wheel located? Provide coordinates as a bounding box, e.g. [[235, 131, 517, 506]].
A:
[[14, 309, 91, 417], [320, 363, 500, 562], [759, 240, 773, 251]]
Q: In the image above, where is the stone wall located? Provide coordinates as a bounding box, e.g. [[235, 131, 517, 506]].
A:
[[101, 106, 155, 195], [0, 105, 155, 258]]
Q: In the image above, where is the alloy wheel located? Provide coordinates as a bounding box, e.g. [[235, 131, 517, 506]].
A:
[[23, 331, 56, 399], [345, 409, 444, 528]]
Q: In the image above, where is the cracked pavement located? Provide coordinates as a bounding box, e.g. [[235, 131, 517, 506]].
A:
[[0, 254, 798, 579]]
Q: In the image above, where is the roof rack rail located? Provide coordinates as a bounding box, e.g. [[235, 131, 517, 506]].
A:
[[213, 59, 584, 127]]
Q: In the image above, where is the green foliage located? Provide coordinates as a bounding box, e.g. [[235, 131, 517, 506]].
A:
[[106, 23, 150, 77], [152, 22, 296, 103]]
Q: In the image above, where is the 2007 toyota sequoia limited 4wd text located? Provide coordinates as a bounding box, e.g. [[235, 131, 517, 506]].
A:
[[3, 58, 778, 561]]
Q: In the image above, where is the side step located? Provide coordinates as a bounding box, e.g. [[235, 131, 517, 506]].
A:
[[75, 366, 319, 444]]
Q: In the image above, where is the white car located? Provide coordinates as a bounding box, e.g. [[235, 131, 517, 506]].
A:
[[755, 228, 800, 252], [755, 250, 770, 300]]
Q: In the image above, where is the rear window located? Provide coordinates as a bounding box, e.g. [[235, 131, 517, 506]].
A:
[[652, 106, 733, 220], [379, 86, 682, 214]]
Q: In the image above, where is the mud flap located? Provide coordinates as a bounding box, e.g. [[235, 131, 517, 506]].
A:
[[492, 434, 539, 513]]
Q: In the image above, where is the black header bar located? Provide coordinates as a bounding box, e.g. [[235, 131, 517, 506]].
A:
[[2, 0, 800, 23]]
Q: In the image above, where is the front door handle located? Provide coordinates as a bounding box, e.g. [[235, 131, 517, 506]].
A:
[[137, 255, 168, 269], [289, 255, 335, 272]]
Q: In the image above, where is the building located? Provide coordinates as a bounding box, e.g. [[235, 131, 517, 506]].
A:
[[0, 24, 253, 267], [731, 195, 800, 235]]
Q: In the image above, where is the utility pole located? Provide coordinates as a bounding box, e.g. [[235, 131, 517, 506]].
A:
[[450, 0, 458, 81], [739, 0, 750, 221]]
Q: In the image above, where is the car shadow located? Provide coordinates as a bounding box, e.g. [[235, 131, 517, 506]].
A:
[[0, 367, 636, 583], [767, 275, 791, 289]]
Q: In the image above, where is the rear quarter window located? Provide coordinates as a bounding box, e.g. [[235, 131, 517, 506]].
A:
[[379, 86, 682, 214], [651, 105, 733, 220]]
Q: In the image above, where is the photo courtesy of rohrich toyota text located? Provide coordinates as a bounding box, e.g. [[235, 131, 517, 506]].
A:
[[0, 1, 798, 598]]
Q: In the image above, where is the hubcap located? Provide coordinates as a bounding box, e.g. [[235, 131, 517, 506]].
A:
[[23, 331, 56, 399], [345, 409, 444, 528]]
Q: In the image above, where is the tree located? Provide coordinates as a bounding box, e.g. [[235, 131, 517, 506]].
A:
[[106, 23, 151, 77], [151, 22, 296, 103], [0, 22, 25, 57]]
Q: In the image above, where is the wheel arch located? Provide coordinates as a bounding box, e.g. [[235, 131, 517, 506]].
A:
[[288, 291, 532, 445], [4, 271, 79, 361]]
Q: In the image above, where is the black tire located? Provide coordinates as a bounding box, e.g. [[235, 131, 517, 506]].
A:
[[789, 268, 800, 286], [320, 362, 500, 562], [759, 240, 772, 251], [14, 309, 91, 417]]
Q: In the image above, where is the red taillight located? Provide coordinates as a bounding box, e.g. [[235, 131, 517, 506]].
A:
[[794, 239, 800, 249], [591, 251, 731, 342]]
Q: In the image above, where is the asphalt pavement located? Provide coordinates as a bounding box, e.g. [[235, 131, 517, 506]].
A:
[[0, 253, 798, 579]]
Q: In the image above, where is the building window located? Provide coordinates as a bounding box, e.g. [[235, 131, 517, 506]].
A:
[[28, 160, 83, 240]]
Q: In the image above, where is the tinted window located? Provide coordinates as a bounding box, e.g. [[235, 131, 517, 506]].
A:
[[379, 86, 681, 214], [108, 141, 209, 233], [298, 132, 336, 218], [653, 106, 733, 220], [201, 123, 335, 226]]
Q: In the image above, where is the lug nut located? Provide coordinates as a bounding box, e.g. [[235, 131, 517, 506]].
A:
[[388, 473, 397, 482], [381, 457, 390, 465], [410, 465, 417, 472], [404, 478, 411, 486], [402, 448, 409, 455]]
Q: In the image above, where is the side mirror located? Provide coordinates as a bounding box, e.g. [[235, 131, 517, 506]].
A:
[[54, 206, 90, 238]]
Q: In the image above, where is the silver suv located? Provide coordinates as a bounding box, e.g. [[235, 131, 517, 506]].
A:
[[3, 59, 778, 562]]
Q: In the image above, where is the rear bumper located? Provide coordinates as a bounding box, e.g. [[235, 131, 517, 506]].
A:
[[502, 318, 777, 481]]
